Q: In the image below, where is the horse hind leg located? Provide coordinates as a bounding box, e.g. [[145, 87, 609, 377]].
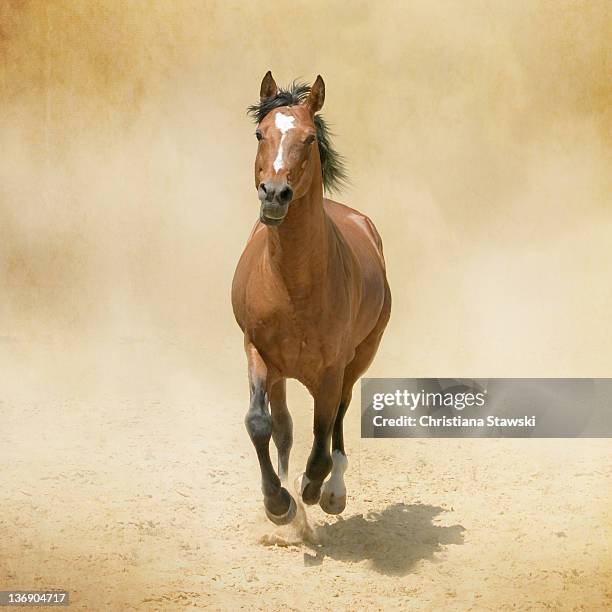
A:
[[318, 388, 351, 515], [270, 379, 292, 483], [301, 369, 343, 506], [320, 296, 390, 515], [319, 358, 370, 515]]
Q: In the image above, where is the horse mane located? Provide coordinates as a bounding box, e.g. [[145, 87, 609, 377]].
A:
[[247, 81, 348, 194]]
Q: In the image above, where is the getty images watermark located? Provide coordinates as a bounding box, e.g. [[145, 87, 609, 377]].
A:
[[370, 385, 526, 427], [361, 379, 612, 438]]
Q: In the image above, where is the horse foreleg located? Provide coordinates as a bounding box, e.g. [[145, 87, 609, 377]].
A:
[[301, 369, 343, 505], [319, 388, 351, 515], [244, 341, 296, 525], [320, 311, 390, 515], [270, 378, 292, 483]]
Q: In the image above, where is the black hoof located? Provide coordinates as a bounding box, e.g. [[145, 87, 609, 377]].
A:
[[301, 479, 322, 505], [264, 488, 296, 525]]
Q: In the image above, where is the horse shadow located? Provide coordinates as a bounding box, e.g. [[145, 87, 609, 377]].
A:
[[304, 503, 465, 575]]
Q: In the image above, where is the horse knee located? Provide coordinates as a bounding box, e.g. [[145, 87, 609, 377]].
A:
[[245, 392, 272, 446], [245, 411, 271, 444]]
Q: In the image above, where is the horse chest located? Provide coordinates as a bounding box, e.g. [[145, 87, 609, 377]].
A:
[[250, 302, 345, 378]]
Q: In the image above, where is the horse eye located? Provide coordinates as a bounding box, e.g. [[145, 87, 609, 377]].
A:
[[304, 134, 315, 145], [255, 130, 263, 141]]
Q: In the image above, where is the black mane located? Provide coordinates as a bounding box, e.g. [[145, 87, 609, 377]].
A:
[[247, 81, 348, 194]]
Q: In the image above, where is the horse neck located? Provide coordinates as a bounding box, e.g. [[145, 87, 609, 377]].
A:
[[266, 171, 331, 296]]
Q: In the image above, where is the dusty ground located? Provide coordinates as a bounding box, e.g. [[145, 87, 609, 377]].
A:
[[1, 342, 610, 611]]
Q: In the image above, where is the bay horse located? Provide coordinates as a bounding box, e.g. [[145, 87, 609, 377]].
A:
[[232, 72, 391, 525]]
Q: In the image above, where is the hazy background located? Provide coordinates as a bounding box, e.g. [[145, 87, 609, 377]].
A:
[[0, 0, 610, 395]]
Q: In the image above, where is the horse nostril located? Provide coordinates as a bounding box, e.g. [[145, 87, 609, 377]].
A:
[[259, 182, 267, 194], [279, 186, 293, 203]]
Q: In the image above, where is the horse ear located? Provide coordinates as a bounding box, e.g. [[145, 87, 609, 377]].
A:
[[260, 71, 278, 101], [305, 75, 325, 114]]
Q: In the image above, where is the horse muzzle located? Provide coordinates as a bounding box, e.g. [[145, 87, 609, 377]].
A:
[[258, 181, 293, 226], [259, 202, 288, 226]]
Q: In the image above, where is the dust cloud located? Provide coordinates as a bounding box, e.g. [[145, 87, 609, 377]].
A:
[[1, 1, 610, 384]]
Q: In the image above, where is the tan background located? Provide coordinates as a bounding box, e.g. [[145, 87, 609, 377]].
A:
[[1, 1, 610, 610]]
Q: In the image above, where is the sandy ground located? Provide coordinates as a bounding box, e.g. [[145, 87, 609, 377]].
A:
[[1, 342, 611, 611]]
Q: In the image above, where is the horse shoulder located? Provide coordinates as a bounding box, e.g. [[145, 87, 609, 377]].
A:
[[323, 199, 388, 343], [323, 199, 386, 267], [232, 227, 280, 330]]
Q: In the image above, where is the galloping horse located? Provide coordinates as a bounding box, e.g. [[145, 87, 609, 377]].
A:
[[232, 72, 391, 524]]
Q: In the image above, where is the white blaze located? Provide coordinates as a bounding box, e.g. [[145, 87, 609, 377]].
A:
[[273, 112, 295, 172]]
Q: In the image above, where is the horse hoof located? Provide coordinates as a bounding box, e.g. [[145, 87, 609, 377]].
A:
[[319, 488, 346, 515], [264, 493, 297, 525], [301, 480, 322, 505]]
